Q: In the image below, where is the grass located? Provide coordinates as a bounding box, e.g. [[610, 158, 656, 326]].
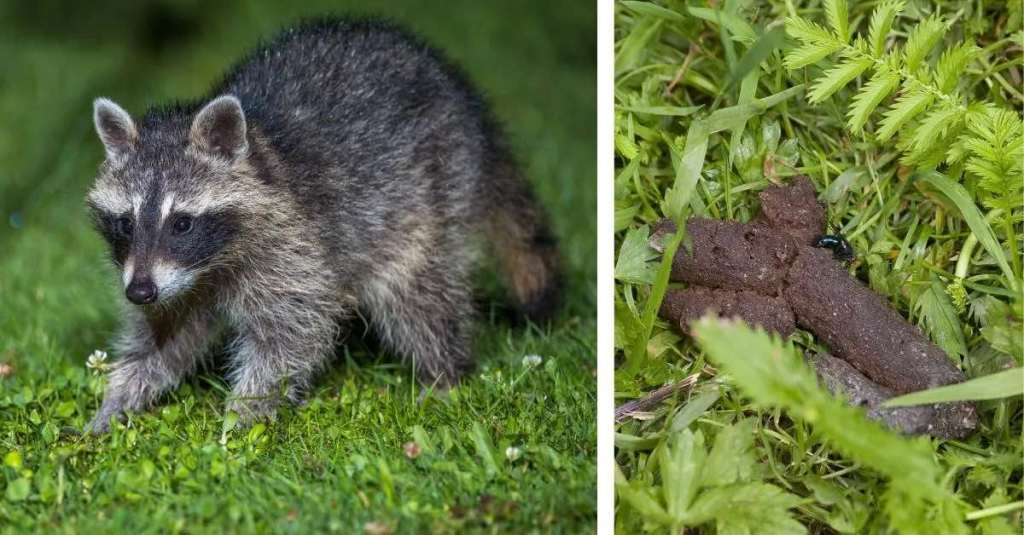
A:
[[0, 1, 595, 532], [615, 1, 1022, 533]]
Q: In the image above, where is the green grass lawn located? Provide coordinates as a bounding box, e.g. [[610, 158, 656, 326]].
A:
[[615, 1, 1021, 533], [0, 1, 596, 532]]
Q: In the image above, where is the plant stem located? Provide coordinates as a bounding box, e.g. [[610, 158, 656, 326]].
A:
[[965, 500, 1024, 521]]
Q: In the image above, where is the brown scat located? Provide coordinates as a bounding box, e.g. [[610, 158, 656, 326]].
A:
[[811, 352, 937, 436], [785, 247, 966, 393], [661, 287, 796, 337], [669, 218, 797, 294], [812, 353, 977, 439], [754, 176, 826, 245], [786, 247, 977, 437]]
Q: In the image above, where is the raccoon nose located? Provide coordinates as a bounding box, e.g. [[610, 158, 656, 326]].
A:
[[125, 277, 158, 305]]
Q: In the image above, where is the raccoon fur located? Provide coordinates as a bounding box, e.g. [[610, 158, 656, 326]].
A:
[[85, 18, 562, 433]]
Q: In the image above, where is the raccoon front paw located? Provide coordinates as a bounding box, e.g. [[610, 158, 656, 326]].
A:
[[225, 397, 279, 426], [86, 401, 128, 435]]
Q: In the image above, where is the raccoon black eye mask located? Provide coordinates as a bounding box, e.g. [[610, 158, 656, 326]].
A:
[[84, 18, 563, 433], [650, 178, 977, 439]]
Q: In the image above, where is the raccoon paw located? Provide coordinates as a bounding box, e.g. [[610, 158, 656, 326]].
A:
[[86, 404, 127, 435], [225, 397, 279, 426]]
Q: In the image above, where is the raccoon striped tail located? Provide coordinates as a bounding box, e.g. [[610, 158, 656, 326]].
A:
[[485, 160, 564, 323]]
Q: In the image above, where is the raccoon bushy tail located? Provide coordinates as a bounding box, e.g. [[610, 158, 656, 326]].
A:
[[484, 158, 564, 322]]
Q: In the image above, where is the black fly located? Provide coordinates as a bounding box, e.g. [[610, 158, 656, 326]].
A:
[[813, 234, 855, 262]]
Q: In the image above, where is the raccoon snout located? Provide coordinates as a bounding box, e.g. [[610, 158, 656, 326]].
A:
[[125, 276, 158, 305]]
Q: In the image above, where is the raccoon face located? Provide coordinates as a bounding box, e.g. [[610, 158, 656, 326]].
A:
[[87, 96, 247, 305]]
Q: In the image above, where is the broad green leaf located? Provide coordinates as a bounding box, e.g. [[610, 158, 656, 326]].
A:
[[702, 419, 756, 487], [914, 278, 968, 358], [615, 298, 644, 352], [471, 422, 500, 477], [883, 367, 1024, 406], [615, 465, 673, 523], [686, 483, 805, 533], [670, 388, 721, 431], [661, 429, 705, 521], [615, 225, 658, 284]]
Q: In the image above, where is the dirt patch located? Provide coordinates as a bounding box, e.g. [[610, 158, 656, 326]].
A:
[[653, 177, 977, 439]]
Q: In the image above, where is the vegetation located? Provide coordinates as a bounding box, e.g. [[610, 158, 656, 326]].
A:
[[0, 1, 596, 532], [615, 0, 1022, 532]]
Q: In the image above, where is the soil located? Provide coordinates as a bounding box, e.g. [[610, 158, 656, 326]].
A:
[[651, 177, 978, 438]]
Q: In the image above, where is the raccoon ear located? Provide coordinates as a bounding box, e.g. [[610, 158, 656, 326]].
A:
[[191, 95, 248, 161], [93, 98, 138, 160]]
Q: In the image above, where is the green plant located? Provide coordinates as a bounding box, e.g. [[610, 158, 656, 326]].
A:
[[785, 0, 1023, 286], [615, 0, 1022, 532]]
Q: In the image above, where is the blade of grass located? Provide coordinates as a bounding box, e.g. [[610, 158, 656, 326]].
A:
[[919, 171, 1018, 292], [883, 367, 1024, 406]]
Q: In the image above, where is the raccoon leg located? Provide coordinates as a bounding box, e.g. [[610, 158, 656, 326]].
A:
[[88, 309, 218, 434], [364, 257, 475, 390], [483, 157, 564, 322], [224, 292, 343, 424]]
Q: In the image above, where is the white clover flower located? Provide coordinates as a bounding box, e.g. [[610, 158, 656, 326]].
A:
[[86, 350, 109, 373], [521, 354, 543, 368], [505, 446, 522, 462]]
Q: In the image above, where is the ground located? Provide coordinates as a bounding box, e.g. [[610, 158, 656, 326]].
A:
[[0, 1, 596, 532], [615, 1, 1021, 533]]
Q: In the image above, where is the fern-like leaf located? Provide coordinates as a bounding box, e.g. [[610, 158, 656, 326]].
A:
[[962, 108, 1024, 211], [785, 41, 846, 69], [808, 54, 873, 103], [934, 41, 978, 93], [847, 66, 900, 132], [825, 0, 850, 43], [867, 0, 905, 57], [905, 103, 966, 161], [877, 88, 934, 141], [903, 16, 947, 72], [785, 17, 847, 69], [786, 17, 838, 43]]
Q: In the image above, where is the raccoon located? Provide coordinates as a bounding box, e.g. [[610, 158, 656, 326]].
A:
[[85, 18, 562, 433]]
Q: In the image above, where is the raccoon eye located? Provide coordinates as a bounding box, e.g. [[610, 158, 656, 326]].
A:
[[172, 214, 193, 235], [115, 216, 134, 238]]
